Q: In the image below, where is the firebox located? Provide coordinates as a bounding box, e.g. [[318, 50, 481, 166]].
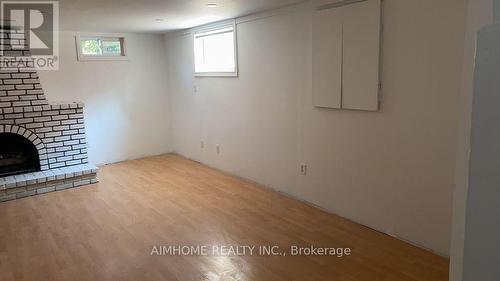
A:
[[0, 133, 41, 177]]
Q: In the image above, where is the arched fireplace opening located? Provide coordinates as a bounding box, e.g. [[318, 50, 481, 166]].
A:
[[0, 133, 41, 177]]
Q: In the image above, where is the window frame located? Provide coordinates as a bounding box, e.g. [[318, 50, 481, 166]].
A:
[[193, 22, 238, 77], [76, 33, 128, 61]]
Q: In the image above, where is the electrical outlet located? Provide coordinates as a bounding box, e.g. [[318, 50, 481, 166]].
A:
[[216, 145, 221, 154], [200, 141, 205, 149], [193, 85, 198, 93], [299, 163, 307, 175]]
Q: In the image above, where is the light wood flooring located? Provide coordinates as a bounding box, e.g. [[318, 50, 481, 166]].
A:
[[0, 154, 449, 281]]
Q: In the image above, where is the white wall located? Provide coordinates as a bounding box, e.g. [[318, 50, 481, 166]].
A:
[[462, 22, 500, 281], [450, 1, 493, 280], [165, 0, 467, 256], [39, 32, 172, 166]]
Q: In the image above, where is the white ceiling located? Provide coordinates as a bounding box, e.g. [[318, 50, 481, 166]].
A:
[[58, 0, 306, 33]]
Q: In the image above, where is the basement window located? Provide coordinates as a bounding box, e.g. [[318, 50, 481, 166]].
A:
[[194, 24, 238, 77], [76, 34, 127, 61]]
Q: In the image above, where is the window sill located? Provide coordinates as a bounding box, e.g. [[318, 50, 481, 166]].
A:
[[77, 56, 129, 62], [195, 72, 238, 78]]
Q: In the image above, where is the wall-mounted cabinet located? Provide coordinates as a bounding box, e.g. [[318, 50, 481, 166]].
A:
[[312, 0, 381, 111]]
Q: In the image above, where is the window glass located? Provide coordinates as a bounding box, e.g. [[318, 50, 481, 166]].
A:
[[194, 26, 237, 76], [77, 35, 126, 60]]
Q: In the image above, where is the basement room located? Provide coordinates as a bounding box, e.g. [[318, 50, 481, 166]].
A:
[[0, 0, 499, 280]]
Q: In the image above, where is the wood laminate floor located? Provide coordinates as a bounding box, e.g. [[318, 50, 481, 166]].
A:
[[0, 154, 449, 281]]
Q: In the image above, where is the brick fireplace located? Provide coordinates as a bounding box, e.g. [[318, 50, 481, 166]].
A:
[[0, 27, 98, 202]]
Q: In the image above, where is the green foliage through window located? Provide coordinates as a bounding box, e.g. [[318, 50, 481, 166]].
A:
[[102, 40, 121, 55], [81, 39, 102, 55], [80, 37, 123, 56]]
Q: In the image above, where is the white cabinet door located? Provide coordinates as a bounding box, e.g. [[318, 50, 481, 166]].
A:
[[312, 7, 343, 109], [341, 0, 381, 111], [312, 0, 381, 111]]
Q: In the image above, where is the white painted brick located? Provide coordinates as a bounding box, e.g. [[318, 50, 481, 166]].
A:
[[52, 115, 68, 121], [62, 129, 78, 135], [0, 193, 16, 202], [70, 124, 84, 130], [3, 79, 22, 84], [69, 113, 84, 119], [7, 90, 25, 95], [49, 163, 65, 169], [44, 131, 61, 137], [5, 113, 23, 118], [35, 127, 51, 133], [31, 100, 48, 105], [66, 159, 82, 166], [15, 117, 33, 124], [0, 28, 92, 194], [22, 79, 40, 84], [71, 134, 86, 140], [34, 116, 51, 122], [25, 122, 43, 129], [64, 150, 80, 156], [15, 84, 35, 90], [27, 89, 43, 94], [1, 96, 20, 102], [16, 127, 25, 135], [12, 101, 31, 107], [56, 183, 73, 191], [11, 73, 30, 79], [0, 85, 15, 90], [48, 152, 64, 158], [57, 156, 73, 162], [60, 109, 76, 114], [44, 120, 61, 126], [16, 190, 36, 199], [37, 186, 55, 194], [28, 134, 37, 142], [54, 136, 71, 142], [42, 110, 59, 116], [53, 125, 69, 131], [63, 140, 79, 146], [55, 146, 71, 152], [61, 119, 77, 125], [73, 154, 87, 160], [24, 112, 41, 117], [46, 142, 63, 148]]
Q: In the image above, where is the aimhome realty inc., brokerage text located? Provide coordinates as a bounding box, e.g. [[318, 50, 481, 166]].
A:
[[151, 245, 352, 257]]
